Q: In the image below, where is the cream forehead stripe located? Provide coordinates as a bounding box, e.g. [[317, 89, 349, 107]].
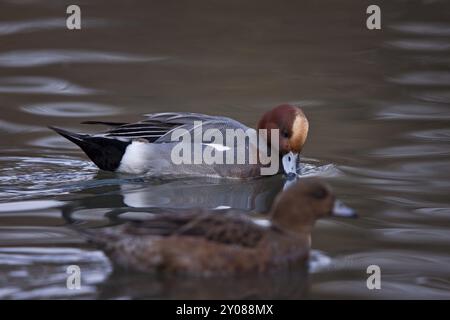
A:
[[291, 113, 309, 149]]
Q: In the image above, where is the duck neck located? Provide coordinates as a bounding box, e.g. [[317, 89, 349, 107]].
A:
[[270, 210, 316, 236]]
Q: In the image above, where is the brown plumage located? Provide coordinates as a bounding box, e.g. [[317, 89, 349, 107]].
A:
[[80, 178, 355, 276]]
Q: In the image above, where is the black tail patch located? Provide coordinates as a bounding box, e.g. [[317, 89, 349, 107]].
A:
[[49, 126, 130, 172]]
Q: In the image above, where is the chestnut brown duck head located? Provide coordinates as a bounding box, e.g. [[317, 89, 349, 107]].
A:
[[80, 178, 356, 276], [270, 178, 356, 234]]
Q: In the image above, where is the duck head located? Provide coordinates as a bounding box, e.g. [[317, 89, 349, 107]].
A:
[[270, 178, 356, 234], [258, 104, 309, 176]]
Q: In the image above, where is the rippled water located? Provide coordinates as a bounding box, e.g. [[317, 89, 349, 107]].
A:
[[0, 0, 449, 299]]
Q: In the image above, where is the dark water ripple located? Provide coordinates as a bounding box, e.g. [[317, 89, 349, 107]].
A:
[[0, 18, 109, 36], [0, 0, 449, 299], [0, 50, 166, 68], [0, 77, 96, 95]]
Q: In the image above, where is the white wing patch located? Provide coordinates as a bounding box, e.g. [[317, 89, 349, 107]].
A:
[[204, 143, 231, 152]]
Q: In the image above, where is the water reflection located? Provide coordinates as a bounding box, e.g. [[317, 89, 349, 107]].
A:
[[0, 119, 41, 133], [0, 50, 165, 68], [118, 176, 283, 210], [0, 18, 67, 36], [390, 22, 450, 36], [22, 102, 120, 117], [409, 128, 450, 141], [311, 250, 450, 299], [386, 39, 450, 51], [0, 247, 110, 299], [0, 77, 96, 95], [389, 71, 450, 86], [412, 90, 450, 104], [0, 0, 450, 300], [0, 18, 108, 36], [376, 104, 450, 120], [370, 145, 450, 158], [0, 200, 63, 213], [30, 135, 78, 149], [0, 157, 96, 201]]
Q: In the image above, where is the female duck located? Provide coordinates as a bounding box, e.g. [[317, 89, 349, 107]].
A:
[[79, 178, 356, 275]]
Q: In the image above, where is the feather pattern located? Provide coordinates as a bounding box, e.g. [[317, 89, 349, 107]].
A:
[[86, 112, 249, 143], [120, 210, 271, 248]]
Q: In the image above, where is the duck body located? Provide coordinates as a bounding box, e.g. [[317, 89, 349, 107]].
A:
[[84, 211, 309, 276], [50, 104, 309, 178], [79, 178, 356, 276]]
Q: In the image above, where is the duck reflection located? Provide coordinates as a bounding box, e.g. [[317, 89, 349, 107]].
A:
[[63, 173, 286, 215], [65, 161, 336, 213], [118, 175, 285, 211]]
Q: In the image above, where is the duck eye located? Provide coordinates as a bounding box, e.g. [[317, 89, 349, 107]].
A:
[[311, 187, 328, 199], [281, 129, 290, 138]]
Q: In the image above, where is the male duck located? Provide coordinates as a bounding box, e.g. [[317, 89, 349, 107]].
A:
[[49, 104, 308, 178]]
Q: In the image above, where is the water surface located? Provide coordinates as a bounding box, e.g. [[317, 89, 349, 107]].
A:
[[0, 0, 449, 299]]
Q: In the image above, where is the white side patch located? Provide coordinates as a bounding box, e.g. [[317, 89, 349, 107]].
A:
[[117, 140, 155, 174]]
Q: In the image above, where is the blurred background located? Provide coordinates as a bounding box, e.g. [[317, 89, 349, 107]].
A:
[[0, 0, 449, 299]]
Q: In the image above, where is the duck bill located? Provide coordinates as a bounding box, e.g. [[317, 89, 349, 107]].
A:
[[282, 151, 299, 178], [332, 200, 357, 218]]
